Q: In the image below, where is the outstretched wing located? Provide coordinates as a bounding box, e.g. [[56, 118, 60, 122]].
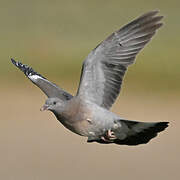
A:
[[77, 11, 163, 109], [11, 58, 73, 101]]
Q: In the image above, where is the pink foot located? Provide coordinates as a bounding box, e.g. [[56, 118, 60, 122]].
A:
[[101, 129, 116, 142]]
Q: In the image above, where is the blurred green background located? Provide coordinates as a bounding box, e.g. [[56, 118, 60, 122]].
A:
[[2, 0, 180, 92], [1, 0, 180, 180]]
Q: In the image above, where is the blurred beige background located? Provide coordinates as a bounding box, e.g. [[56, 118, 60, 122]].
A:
[[1, 0, 180, 180]]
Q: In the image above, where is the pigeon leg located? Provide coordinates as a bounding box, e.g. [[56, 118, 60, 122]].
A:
[[107, 129, 116, 140], [101, 129, 116, 142]]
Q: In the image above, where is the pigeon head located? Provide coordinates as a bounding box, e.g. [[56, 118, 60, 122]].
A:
[[40, 97, 65, 112]]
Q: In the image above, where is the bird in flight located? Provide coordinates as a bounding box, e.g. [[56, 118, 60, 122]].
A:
[[11, 11, 168, 146]]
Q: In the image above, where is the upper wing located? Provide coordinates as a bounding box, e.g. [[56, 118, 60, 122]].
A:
[[77, 11, 163, 109], [11, 58, 73, 101]]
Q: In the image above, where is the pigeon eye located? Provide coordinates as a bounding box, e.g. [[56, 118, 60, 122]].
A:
[[53, 102, 56, 105]]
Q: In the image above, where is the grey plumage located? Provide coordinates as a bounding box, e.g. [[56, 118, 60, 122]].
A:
[[11, 11, 169, 146], [77, 10, 163, 109], [11, 58, 72, 101]]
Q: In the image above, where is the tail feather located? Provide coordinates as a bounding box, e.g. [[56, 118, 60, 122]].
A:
[[88, 120, 169, 146], [114, 121, 169, 145]]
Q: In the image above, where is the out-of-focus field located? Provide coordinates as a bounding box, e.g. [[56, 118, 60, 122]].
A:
[[1, 0, 180, 180], [1, 85, 179, 180]]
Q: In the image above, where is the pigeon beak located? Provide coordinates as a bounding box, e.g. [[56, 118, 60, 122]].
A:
[[40, 104, 49, 111]]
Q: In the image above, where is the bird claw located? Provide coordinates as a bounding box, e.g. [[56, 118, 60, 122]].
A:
[[101, 129, 116, 142], [107, 129, 116, 139]]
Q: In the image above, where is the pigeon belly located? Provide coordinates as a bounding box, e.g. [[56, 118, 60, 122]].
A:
[[56, 98, 94, 137]]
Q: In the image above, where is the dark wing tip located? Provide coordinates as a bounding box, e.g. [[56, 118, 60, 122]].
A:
[[11, 58, 17, 66], [10, 58, 46, 79], [140, 10, 160, 18], [11, 58, 28, 74], [11, 58, 26, 73], [138, 10, 162, 21], [140, 10, 164, 29]]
